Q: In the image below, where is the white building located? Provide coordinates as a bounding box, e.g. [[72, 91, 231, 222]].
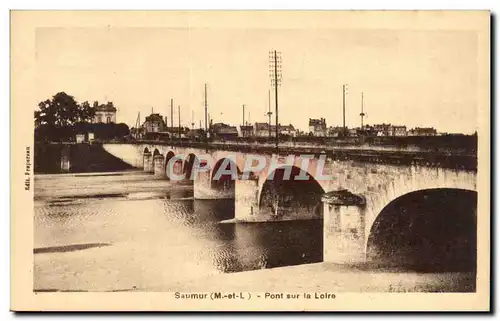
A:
[[309, 118, 327, 137], [93, 102, 117, 124]]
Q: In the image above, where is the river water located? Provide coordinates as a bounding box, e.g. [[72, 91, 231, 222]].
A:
[[34, 170, 322, 292], [34, 170, 476, 293]]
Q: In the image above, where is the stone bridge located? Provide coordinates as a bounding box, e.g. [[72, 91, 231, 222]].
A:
[[102, 141, 477, 265]]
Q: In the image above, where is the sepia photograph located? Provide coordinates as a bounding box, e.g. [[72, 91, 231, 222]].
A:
[[10, 10, 490, 311]]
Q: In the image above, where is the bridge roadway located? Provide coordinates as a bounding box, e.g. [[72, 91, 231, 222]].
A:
[[102, 139, 477, 265]]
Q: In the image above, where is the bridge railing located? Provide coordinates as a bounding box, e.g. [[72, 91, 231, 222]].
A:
[[101, 136, 477, 171], [103, 135, 477, 154]]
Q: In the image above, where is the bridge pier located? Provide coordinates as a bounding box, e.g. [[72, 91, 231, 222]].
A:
[[322, 190, 366, 265], [143, 152, 153, 173], [194, 169, 235, 199], [153, 154, 165, 177], [234, 174, 260, 221], [193, 169, 211, 199]]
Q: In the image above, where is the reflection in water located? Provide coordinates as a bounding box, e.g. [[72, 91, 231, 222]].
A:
[[158, 197, 323, 273], [214, 220, 323, 273]]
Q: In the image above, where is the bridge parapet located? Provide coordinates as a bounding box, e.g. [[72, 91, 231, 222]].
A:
[[106, 139, 477, 170]]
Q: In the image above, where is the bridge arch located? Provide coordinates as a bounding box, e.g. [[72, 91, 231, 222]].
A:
[[153, 148, 161, 156], [142, 147, 153, 171], [364, 167, 476, 237], [258, 165, 325, 220], [164, 151, 179, 179], [183, 153, 198, 181], [366, 188, 477, 272], [211, 157, 242, 192]]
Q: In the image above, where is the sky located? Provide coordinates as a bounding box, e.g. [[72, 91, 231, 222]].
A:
[[35, 25, 479, 134]]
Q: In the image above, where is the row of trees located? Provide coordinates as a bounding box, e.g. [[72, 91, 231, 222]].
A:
[[35, 92, 129, 142]]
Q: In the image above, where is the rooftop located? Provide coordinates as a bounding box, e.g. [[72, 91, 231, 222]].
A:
[[95, 104, 117, 112], [309, 118, 326, 126]]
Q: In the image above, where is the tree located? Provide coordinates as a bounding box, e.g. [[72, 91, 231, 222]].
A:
[[34, 92, 95, 128], [77, 101, 95, 124]]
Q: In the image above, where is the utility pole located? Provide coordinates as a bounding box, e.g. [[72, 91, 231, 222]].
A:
[[342, 84, 348, 136], [267, 89, 272, 138], [360, 92, 365, 129], [191, 110, 195, 130], [135, 112, 140, 129], [204, 83, 208, 141], [242, 104, 245, 137], [269, 50, 282, 153], [135, 111, 141, 139], [170, 98, 173, 130], [178, 105, 181, 139], [343, 85, 345, 132]]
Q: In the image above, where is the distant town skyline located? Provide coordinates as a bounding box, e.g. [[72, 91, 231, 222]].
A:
[[35, 22, 479, 134]]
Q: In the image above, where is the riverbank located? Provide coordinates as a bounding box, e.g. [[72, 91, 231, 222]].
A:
[[35, 142, 134, 174], [35, 255, 474, 293], [163, 262, 475, 293]]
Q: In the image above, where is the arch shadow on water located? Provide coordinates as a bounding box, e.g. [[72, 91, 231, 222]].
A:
[[367, 188, 477, 276], [156, 163, 327, 275], [162, 195, 324, 274], [206, 165, 326, 273], [213, 220, 324, 273]]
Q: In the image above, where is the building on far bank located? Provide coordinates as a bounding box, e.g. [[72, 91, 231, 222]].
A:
[[327, 126, 346, 137], [368, 124, 407, 137], [142, 113, 167, 133], [309, 118, 327, 137], [254, 122, 274, 137], [371, 123, 392, 136], [212, 123, 239, 139], [391, 125, 408, 136], [93, 102, 117, 124], [252, 122, 296, 137], [163, 126, 190, 138], [130, 127, 144, 139], [239, 124, 254, 137], [279, 124, 296, 137], [348, 128, 358, 137], [186, 128, 205, 140], [408, 127, 437, 136]]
